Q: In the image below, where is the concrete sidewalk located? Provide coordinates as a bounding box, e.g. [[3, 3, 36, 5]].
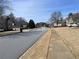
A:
[[47, 29, 75, 59]]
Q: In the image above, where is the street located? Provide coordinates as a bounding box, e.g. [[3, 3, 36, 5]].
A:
[[0, 28, 47, 59]]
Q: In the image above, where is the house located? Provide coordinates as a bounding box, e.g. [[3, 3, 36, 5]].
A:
[[36, 22, 49, 28], [66, 13, 79, 27], [53, 20, 66, 27], [66, 17, 73, 26]]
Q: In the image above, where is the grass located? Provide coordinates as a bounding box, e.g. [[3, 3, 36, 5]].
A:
[[0, 31, 19, 36]]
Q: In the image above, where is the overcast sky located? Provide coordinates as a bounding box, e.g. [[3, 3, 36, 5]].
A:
[[11, 0, 79, 23]]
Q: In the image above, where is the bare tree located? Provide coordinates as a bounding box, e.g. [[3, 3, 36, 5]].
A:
[[50, 11, 62, 26], [0, 0, 10, 15], [15, 17, 27, 28]]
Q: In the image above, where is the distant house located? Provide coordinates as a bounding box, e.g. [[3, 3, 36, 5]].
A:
[[66, 17, 73, 26], [53, 20, 66, 27], [66, 13, 79, 27], [36, 22, 49, 28], [53, 23, 58, 27]]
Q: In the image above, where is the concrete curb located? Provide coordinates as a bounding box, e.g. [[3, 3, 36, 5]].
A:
[[19, 30, 51, 59]]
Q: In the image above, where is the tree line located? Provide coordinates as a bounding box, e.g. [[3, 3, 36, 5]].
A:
[[0, 0, 36, 31], [49, 11, 79, 27]]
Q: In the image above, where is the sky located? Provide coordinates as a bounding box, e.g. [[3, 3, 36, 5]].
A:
[[11, 0, 79, 23]]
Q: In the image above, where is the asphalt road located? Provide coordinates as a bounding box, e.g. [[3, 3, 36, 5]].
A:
[[0, 28, 47, 59]]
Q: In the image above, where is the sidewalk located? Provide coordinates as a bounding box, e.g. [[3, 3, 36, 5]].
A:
[[47, 29, 75, 59]]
